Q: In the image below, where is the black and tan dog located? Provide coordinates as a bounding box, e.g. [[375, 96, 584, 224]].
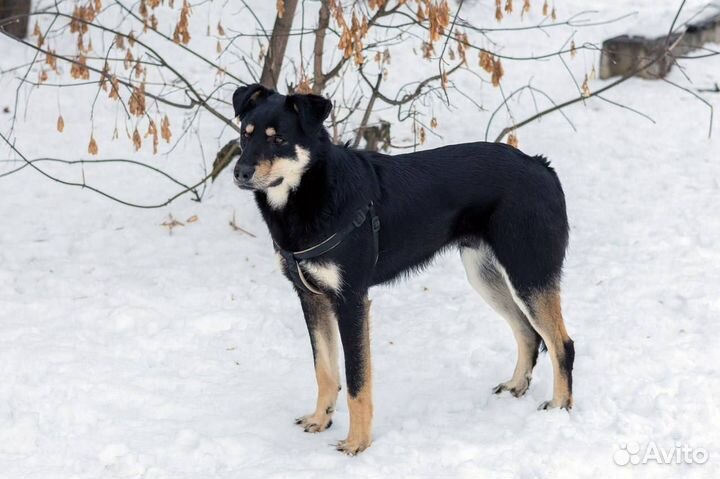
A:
[[231, 84, 574, 455]]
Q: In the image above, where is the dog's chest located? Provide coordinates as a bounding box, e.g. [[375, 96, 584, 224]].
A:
[[276, 252, 343, 294]]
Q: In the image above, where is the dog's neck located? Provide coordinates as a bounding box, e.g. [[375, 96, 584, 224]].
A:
[[255, 141, 377, 252]]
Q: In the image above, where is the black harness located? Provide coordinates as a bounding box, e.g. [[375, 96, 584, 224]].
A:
[[275, 202, 380, 295]]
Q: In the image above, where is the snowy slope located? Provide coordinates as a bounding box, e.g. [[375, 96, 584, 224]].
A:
[[1, 1, 719, 478]]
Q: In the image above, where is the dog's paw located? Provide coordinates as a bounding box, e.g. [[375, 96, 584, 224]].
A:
[[492, 376, 531, 398], [537, 397, 573, 411], [295, 414, 332, 433], [336, 438, 371, 456]]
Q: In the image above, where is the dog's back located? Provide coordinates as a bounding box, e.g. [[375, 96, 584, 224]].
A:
[[367, 141, 568, 291]]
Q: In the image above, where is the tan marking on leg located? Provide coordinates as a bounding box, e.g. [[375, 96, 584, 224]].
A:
[[493, 327, 538, 397], [338, 298, 373, 455], [528, 290, 574, 409], [296, 295, 340, 433]]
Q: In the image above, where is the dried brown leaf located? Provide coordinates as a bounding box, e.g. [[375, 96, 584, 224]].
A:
[[581, 74, 591, 98], [173, 0, 192, 44], [128, 83, 146, 117], [99, 61, 110, 91], [161, 114, 172, 143], [145, 119, 159, 154], [124, 49, 134, 70], [161, 214, 184, 234], [132, 128, 142, 151], [108, 76, 120, 100], [88, 134, 99, 155], [145, 119, 157, 137], [479, 51, 493, 73], [70, 55, 90, 80], [134, 59, 144, 78], [491, 57, 504, 87], [45, 49, 57, 71], [296, 75, 312, 94], [522, 0, 530, 16]]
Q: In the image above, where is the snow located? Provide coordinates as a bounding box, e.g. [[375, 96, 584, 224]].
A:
[[1, 0, 719, 478]]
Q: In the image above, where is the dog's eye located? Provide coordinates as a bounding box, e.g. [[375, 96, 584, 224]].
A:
[[243, 131, 251, 138], [271, 135, 286, 145]]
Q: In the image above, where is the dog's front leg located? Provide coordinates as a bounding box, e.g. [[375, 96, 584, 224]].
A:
[[295, 293, 340, 433], [335, 293, 373, 455]]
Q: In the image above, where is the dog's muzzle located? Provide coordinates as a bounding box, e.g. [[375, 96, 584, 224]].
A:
[[234, 163, 256, 190]]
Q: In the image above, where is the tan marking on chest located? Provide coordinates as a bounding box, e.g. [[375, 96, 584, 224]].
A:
[[300, 261, 343, 293], [265, 145, 311, 210]]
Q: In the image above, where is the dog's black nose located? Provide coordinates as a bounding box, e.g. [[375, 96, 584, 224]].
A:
[[235, 164, 255, 182]]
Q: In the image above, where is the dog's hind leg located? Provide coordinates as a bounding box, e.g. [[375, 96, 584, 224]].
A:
[[461, 244, 541, 398], [514, 289, 574, 410], [295, 293, 340, 433]]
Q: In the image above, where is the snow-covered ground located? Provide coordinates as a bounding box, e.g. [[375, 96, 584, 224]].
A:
[[1, 1, 719, 478]]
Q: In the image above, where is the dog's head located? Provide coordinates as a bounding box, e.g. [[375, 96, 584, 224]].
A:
[[231, 84, 332, 199]]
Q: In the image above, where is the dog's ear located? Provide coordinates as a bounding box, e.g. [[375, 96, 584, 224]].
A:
[[285, 93, 332, 133], [233, 84, 272, 120]]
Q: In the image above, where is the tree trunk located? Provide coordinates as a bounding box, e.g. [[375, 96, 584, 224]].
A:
[[260, 0, 299, 90], [0, 0, 30, 39], [312, 0, 330, 94]]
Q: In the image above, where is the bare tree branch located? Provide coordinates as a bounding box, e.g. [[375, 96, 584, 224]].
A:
[[260, 0, 300, 89]]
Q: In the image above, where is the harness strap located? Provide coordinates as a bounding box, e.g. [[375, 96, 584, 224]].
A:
[[369, 202, 380, 266], [275, 202, 380, 294]]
